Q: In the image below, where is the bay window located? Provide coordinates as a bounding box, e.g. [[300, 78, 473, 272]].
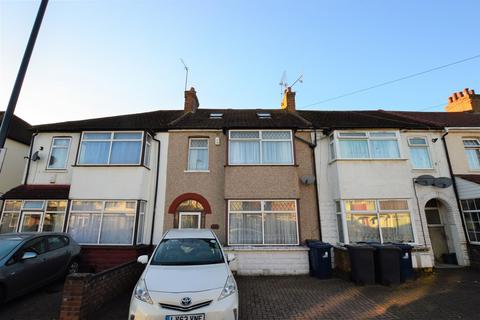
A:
[[339, 199, 414, 243], [78, 131, 145, 165], [68, 200, 137, 245], [463, 138, 480, 170], [228, 200, 298, 245], [408, 137, 433, 169], [0, 200, 67, 234], [460, 198, 480, 244], [331, 131, 401, 160], [229, 130, 293, 165]]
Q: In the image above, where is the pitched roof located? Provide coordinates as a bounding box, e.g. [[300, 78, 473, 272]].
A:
[[170, 109, 312, 129], [384, 111, 480, 128], [0, 112, 32, 145], [297, 110, 438, 129], [456, 175, 480, 185], [1, 184, 70, 200], [33, 110, 184, 132]]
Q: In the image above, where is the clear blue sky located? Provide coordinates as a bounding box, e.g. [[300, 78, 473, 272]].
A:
[[1, 0, 479, 125]]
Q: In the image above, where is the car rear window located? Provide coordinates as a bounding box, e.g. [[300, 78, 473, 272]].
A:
[[0, 238, 22, 260], [151, 238, 224, 266]]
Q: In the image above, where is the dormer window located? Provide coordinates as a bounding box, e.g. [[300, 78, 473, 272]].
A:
[[256, 112, 271, 119], [209, 113, 223, 119]]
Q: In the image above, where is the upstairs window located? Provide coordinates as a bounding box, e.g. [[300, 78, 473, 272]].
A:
[[408, 137, 433, 169], [229, 130, 293, 165], [78, 131, 144, 165], [332, 131, 400, 160], [47, 137, 71, 169], [463, 139, 480, 170], [187, 138, 209, 171]]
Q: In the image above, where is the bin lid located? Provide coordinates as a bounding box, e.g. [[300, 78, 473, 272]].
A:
[[345, 244, 376, 250], [385, 242, 413, 249], [307, 241, 333, 249], [370, 244, 402, 251]]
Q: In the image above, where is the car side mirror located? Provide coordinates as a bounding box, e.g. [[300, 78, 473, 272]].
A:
[[227, 253, 236, 263], [137, 255, 149, 265], [21, 251, 38, 261]]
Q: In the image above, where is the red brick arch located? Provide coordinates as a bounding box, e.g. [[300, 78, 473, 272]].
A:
[[168, 193, 212, 214]]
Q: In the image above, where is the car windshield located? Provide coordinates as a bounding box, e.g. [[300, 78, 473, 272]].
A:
[[152, 238, 224, 266], [0, 238, 22, 260]]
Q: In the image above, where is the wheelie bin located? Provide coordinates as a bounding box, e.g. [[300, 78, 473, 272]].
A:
[[345, 244, 376, 285], [307, 241, 333, 279], [371, 244, 402, 286]]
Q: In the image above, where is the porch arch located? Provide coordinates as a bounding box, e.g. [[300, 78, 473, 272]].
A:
[[168, 193, 212, 214]]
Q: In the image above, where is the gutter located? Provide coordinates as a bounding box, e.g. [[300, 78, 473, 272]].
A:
[[440, 128, 470, 244], [23, 131, 38, 184], [294, 130, 322, 240], [149, 136, 161, 246]]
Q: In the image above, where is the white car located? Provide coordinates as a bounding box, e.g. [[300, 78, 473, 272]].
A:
[[129, 229, 239, 320]]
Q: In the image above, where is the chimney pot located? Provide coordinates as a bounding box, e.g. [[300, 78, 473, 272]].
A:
[[445, 87, 480, 113], [448, 97, 453, 103], [463, 88, 470, 96], [470, 89, 476, 95], [281, 86, 296, 112]]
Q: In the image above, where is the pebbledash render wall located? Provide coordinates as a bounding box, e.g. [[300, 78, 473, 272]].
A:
[[163, 130, 320, 275], [314, 129, 469, 269]]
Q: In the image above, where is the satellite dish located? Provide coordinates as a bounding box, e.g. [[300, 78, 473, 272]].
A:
[[415, 175, 435, 186], [31, 151, 40, 162], [433, 177, 452, 188], [300, 175, 316, 185]]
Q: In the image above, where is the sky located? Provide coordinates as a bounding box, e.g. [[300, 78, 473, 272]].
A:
[[1, 0, 479, 125]]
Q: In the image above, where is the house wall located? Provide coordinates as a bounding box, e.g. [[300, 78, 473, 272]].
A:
[[0, 139, 29, 195], [315, 130, 469, 268]]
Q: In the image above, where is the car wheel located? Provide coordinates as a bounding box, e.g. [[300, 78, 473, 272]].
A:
[[67, 259, 80, 274]]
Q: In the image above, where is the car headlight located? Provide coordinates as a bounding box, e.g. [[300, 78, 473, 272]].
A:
[[134, 278, 153, 304], [218, 275, 236, 301]]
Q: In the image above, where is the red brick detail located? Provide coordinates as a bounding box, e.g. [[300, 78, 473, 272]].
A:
[[168, 193, 212, 214], [80, 246, 152, 273], [59, 261, 144, 320]]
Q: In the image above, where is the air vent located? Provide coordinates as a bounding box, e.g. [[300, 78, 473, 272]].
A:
[[256, 112, 271, 119], [209, 113, 223, 119]]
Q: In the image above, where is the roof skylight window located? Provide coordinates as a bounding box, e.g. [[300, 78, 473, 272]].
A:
[[256, 112, 272, 119], [209, 113, 223, 119]]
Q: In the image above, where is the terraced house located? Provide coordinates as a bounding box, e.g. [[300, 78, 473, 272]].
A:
[[0, 87, 479, 273]]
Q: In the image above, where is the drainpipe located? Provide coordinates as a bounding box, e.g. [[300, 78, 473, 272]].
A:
[[23, 131, 38, 184], [149, 137, 161, 246], [440, 129, 470, 244], [294, 130, 322, 240]]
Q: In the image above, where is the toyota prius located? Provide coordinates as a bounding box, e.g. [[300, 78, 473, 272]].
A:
[[129, 229, 238, 320]]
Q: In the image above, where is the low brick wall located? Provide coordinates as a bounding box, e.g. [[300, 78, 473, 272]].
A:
[[80, 245, 152, 272], [59, 260, 144, 320]]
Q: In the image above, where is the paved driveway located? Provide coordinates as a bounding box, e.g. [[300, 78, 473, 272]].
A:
[[2, 269, 480, 319]]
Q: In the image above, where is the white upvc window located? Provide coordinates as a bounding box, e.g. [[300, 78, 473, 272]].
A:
[[143, 134, 153, 168], [229, 130, 294, 165], [67, 200, 137, 245], [460, 198, 480, 244], [331, 131, 401, 160], [408, 137, 433, 169], [463, 138, 480, 170], [137, 201, 146, 244], [0, 200, 67, 234], [187, 138, 209, 171], [47, 137, 71, 169], [228, 200, 298, 245], [77, 131, 144, 165], [337, 199, 414, 244]]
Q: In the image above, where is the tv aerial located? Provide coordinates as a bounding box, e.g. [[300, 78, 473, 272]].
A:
[[278, 71, 303, 96], [180, 58, 189, 91]]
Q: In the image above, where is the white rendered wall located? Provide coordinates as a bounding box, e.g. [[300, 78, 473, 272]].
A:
[[0, 139, 29, 194]]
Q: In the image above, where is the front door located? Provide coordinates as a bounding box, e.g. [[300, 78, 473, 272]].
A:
[[425, 200, 449, 263], [179, 212, 201, 229]]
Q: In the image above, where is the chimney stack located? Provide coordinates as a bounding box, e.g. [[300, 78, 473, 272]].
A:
[[184, 87, 199, 113], [281, 87, 296, 112], [445, 88, 480, 113]]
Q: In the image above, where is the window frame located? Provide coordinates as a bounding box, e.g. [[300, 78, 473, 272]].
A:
[[407, 136, 433, 169], [460, 198, 480, 245], [0, 200, 68, 234], [186, 137, 209, 172], [228, 129, 295, 165], [227, 199, 299, 246], [330, 130, 402, 161], [66, 200, 138, 246], [76, 131, 145, 166], [46, 137, 72, 170], [463, 138, 480, 171], [179, 211, 202, 229], [337, 199, 416, 244]]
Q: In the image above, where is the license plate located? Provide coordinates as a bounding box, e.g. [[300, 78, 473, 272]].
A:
[[166, 314, 205, 320]]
